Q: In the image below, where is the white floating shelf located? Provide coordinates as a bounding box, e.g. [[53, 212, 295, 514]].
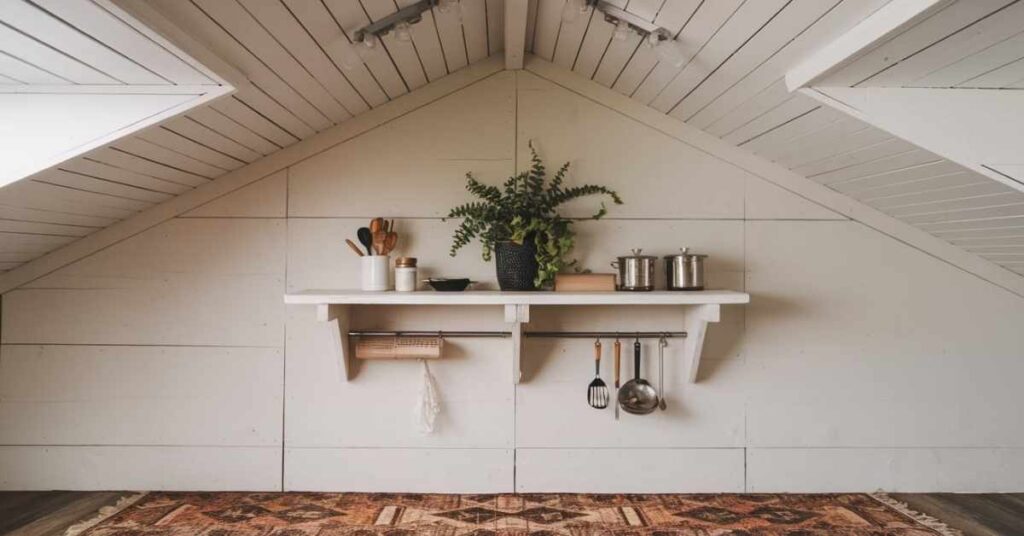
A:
[[285, 290, 750, 383], [285, 289, 750, 305]]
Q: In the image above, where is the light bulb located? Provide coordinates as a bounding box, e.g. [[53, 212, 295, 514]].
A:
[[611, 20, 631, 41], [561, 0, 591, 23], [437, 0, 460, 15], [332, 38, 364, 70], [655, 38, 687, 68], [645, 32, 660, 48], [356, 33, 382, 62], [393, 21, 412, 42]]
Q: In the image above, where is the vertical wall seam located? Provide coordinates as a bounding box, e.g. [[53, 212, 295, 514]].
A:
[[512, 70, 519, 493], [281, 166, 290, 491]]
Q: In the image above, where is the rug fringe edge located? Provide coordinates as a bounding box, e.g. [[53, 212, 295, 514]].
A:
[[871, 492, 963, 536], [63, 491, 147, 536]]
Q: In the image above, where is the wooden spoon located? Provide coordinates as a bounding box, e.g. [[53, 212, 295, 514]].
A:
[[372, 229, 387, 256], [383, 232, 398, 255], [345, 239, 365, 257]]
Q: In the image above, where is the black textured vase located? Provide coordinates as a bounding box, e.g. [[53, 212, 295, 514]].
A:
[[494, 240, 539, 291]]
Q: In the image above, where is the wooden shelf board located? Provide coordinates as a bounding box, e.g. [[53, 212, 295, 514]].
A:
[[284, 289, 750, 306]]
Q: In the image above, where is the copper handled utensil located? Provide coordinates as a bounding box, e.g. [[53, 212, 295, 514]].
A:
[[587, 339, 609, 409], [345, 239, 365, 257], [613, 337, 621, 420], [658, 336, 668, 411]]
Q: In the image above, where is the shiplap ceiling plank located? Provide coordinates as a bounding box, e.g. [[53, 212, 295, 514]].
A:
[[826, 160, 964, 191], [904, 202, 1024, 225], [853, 173, 986, 202], [703, 78, 789, 137], [320, 0, 409, 99], [784, 125, 893, 170], [666, 0, 840, 120], [238, 0, 371, 115], [590, 0, 664, 87], [807, 149, 941, 185], [964, 55, 1024, 87], [764, 117, 871, 168], [917, 29, 1024, 87], [610, 0, 700, 94], [632, 0, 742, 104], [0, 23, 116, 84], [0, 217, 97, 237], [281, 0, 388, 107], [231, 86, 316, 141], [0, 233, 78, 253], [648, 0, 787, 110], [572, 0, 625, 79], [433, 1, 469, 71], [112, 137, 223, 179], [685, 0, 892, 129], [85, 147, 211, 188], [59, 158, 192, 196], [890, 192, 1024, 217], [794, 138, 919, 178], [151, 0, 332, 131], [530, 0, 563, 61], [486, 0, 505, 54], [360, 0, 429, 91], [1, 180, 140, 219], [396, 0, 449, 82], [193, 0, 352, 123], [739, 107, 845, 158], [31, 0, 212, 85], [870, 182, 1012, 210], [135, 128, 245, 171], [186, 107, 281, 157], [462, 0, 492, 63], [525, 0, 539, 53], [210, 96, 300, 149], [0, 72, 19, 84], [726, 96, 825, 145], [824, 0, 1016, 86], [866, 1, 1024, 87], [551, 2, 594, 68], [35, 169, 169, 206], [0, 204, 118, 228], [0, 51, 68, 84], [162, 117, 263, 164], [0, 0, 165, 84]]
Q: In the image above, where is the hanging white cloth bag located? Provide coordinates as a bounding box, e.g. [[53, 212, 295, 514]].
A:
[[416, 359, 441, 434]]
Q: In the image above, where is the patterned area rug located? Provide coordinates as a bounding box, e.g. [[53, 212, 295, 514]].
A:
[[73, 492, 958, 535]]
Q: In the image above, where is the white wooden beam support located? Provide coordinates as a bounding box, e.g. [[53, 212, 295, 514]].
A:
[[786, 0, 952, 90], [682, 303, 720, 383], [504, 0, 529, 69], [318, 304, 352, 381], [504, 303, 530, 383]]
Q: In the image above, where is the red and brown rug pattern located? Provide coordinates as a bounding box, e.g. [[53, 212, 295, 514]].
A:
[[77, 492, 955, 535]]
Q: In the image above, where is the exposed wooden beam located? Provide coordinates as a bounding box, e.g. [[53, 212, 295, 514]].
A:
[[785, 0, 952, 91], [504, 0, 529, 69]]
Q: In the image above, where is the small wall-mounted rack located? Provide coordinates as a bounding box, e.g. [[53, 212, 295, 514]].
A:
[[349, 330, 688, 338], [284, 290, 750, 383]]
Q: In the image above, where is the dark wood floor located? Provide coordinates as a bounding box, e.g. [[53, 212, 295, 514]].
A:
[[1, 491, 1022, 535]]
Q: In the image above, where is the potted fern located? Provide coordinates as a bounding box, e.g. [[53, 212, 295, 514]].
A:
[[446, 144, 622, 290]]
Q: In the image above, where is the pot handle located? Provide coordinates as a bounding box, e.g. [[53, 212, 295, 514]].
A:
[[633, 339, 641, 381], [610, 260, 618, 269]]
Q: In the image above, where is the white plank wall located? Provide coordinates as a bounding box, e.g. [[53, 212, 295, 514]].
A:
[[3, 67, 1024, 493]]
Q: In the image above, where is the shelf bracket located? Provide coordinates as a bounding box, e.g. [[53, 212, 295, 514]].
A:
[[682, 303, 720, 383], [318, 304, 352, 381], [504, 304, 530, 384]]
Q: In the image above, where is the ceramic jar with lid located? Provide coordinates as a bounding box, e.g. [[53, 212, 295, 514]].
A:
[[395, 257, 418, 292]]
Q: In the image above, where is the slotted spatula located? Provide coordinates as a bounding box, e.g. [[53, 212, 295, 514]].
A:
[[587, 339, 609, 409]]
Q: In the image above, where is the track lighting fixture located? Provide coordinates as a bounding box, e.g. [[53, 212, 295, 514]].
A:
[[349, 0, 447, 65], [436, 0, 461, 16], [562, 0, 593, 23]]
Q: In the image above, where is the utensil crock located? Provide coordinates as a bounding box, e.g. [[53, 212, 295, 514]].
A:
[[361, 255, 391, 291]]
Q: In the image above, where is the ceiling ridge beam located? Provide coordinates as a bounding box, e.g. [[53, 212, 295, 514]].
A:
[[505, 0, 529, 69], [785, 0, 952, 91]]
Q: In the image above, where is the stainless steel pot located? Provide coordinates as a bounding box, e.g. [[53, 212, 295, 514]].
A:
[[665, 248, 706, 290], [612, 249, 656, 291]]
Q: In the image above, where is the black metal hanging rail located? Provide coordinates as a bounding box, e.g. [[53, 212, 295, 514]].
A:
[[348, 330, 687, 339]]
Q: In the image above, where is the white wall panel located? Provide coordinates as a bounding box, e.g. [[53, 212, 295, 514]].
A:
[[748, 448, 1024, 492], [0, 446, 280, 491], [0, 345, 282, 446], [516, 448, 745, 493], [285, 448, 513, 492]]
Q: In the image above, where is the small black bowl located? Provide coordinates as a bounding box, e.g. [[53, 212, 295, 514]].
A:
[[424, 278, 474, 291]]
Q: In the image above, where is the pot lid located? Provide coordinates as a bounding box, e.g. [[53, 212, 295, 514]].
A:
[[664, 247, 707, 259], [618, 248, 657, 260]]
